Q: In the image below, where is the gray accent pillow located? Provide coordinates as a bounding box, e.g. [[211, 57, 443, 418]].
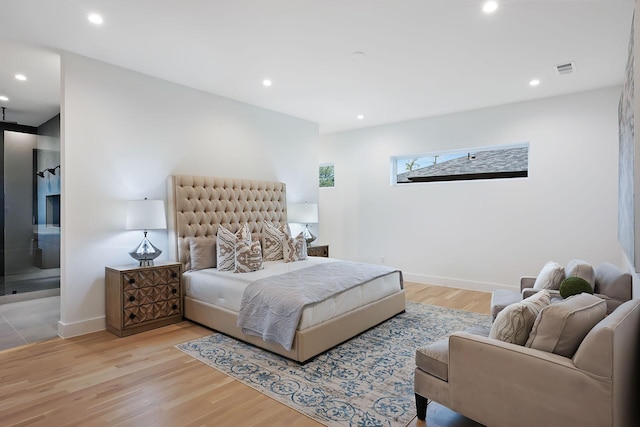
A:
[[525, 293, 606, 358], [489, 290, 551, 345], [533, 261, 565, 290], [594, 262, 632, 301], [565, 259, 595, 287], [189, 237, 216, 270]]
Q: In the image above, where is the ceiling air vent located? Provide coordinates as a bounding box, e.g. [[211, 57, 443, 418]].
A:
[[555, 62, 575, 75]]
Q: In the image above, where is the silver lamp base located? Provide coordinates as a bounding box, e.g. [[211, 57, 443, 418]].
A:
[[302, 224, 316, 246], [129, 231, 162, 266]]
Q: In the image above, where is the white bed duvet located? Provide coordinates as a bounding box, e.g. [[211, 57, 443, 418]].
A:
[[183, 257, 402, 331]]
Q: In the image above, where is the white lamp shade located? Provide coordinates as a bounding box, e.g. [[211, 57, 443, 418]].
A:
[[288, 203, 318, 224], [126, 199, 167, 230]]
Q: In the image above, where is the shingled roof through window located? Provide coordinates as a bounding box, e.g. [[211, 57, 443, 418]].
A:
[[397, 146, 528, 183]]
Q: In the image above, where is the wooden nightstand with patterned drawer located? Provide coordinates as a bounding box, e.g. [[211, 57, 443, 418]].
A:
[[105, 261, 182, 337], [307, 244, 329, 258]]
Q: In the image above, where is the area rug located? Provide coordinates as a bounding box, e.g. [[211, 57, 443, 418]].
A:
[[176, 302, 491, 427]]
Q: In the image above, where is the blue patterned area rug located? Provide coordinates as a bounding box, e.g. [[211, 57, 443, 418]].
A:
[[176, 302, 491, 427]]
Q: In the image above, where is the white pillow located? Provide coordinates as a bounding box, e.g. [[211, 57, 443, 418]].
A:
[[262, 222, 290, 261], [217, 224, 251, 271], [283, 232, 307, 263], [565, 259, 596, 287], [533, 261, 565, 290], [489, 290, 551, 345], [235, 239, 263, 273]]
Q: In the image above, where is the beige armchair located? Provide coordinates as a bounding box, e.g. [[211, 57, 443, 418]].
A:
[[414, 298, 640, 427]]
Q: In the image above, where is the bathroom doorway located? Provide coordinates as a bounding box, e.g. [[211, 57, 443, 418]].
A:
[[1, 119, 60, 301]]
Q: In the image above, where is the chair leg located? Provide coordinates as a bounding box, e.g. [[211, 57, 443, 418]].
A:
[[415, 393, 429, 420]]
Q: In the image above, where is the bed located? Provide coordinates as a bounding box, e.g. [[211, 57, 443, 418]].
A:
[[167, 175, 406, 362]]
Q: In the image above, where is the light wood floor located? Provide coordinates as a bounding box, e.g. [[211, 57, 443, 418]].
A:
[[0, 282, 490, 427]]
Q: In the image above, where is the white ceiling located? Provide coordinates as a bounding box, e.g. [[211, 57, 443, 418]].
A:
[[0, 0, 634, 133]]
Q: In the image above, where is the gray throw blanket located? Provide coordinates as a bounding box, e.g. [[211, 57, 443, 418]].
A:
[[237, 261, 403, 350]]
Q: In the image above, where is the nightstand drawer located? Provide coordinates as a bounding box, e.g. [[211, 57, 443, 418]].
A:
[[307, 245, 329, 257], [122, 266, 180, 290]]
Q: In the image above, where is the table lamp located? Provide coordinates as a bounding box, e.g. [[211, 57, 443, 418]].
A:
[[126, 198, 167, 266], [288, 202, 318, 245]]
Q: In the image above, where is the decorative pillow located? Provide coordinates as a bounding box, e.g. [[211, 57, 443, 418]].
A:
[[262, 222, 290, 261], [532, 261, 565, 290], [559, 277, 593, 299], [594, 262, 632, 301], [283, 232, 307, 263], [489, 290, 551, 345], [189, 237, 216, 271], [217, 224, 251, 271], [565, 259, 595, 287], [235, 239, 263, 273], [525, 293, 606, 358]]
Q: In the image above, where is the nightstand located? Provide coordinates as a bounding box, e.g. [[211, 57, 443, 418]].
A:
[[307, 244, 329, 258], [105, 261, 183, 337]]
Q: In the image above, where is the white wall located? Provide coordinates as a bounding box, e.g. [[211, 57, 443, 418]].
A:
[[60, 53, 319, 337], [318, 87, 622, 291]]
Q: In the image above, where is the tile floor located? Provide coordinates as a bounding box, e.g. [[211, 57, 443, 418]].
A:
[[0, 296, 60, 351]]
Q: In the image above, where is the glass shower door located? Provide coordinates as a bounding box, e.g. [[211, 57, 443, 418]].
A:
[[1, 130, 60, 298]]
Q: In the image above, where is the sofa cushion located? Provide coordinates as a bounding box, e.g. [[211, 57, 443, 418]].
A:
[[594, 262, 632, 302], [573, 299, 640, 378], [526, 293, 606, 358], [565, 259, 596, 287], [416, 326, 490, 382], [533, 261, 565, 290], [489, 290, 551, 345], [490, 289, 523, 319], [416, 338, 449, 381]]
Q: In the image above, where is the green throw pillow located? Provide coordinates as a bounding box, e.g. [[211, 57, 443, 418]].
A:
[[559, 277, 594, 299]]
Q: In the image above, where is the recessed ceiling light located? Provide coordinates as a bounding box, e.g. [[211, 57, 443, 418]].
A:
[[357, 114, 364, 120], [483, 1, 498, 14], [262, 79, 272, 87], [15, 74, 26, 81], [529, 79, 541, 87], [0, 96, 8, 102], [88, 13, 103, 25]]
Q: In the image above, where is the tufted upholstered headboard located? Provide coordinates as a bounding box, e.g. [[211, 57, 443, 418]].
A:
[[167, 175, 287, 271]]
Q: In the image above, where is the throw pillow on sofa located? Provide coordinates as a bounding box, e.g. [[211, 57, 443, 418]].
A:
[[559, 277, 593, 299], [533, 261, 565, 290], [565, 259, 595, 287], [489, 290, 551, 345], [525, 293, 606, 358]]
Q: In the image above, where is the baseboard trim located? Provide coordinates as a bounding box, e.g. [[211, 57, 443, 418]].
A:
[[58, 316, 105, 338], [403, 273, 517, 293]]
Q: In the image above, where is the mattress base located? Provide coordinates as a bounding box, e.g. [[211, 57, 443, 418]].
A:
[[184, 289, 406, 363]]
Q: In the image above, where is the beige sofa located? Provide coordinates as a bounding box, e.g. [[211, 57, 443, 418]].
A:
[[491, 262, 632, 319], [414, 298, 640, 427]]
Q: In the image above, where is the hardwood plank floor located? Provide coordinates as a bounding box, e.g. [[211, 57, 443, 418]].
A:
[[0, 282, 490, 427]]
